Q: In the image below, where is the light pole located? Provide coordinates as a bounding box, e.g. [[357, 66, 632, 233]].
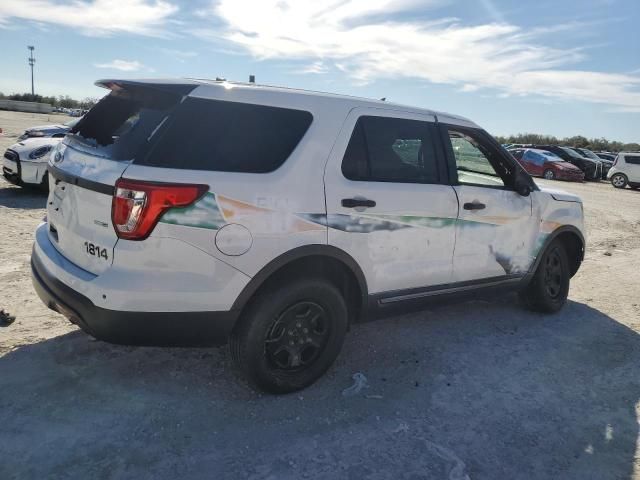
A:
[[28, 46, 35, 96]]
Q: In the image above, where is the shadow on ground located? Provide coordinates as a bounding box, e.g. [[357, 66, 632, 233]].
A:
[[1, 297, 638, 479], [0, 185, 47, 209]]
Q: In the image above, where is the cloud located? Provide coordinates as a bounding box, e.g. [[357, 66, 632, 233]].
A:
[[196, 0, 640, 111], [94, 59, 147, 72], [0, 0, 177, 36], [296, 61, 329, 75], [157, 47, 198, 58]]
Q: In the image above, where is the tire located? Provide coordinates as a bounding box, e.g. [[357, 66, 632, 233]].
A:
[[519, 240, 570, 313], [229, 277, 348, 394], [610, 173, 627, 189], [543, 169, 555, 180], [39, 172, 49, 192]]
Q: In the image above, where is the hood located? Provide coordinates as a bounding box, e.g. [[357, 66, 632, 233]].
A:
[[539, 186, 582, 203], [553, 160, 582, 172], [9, 137, 63, 154], [25, 124, 67, 132]]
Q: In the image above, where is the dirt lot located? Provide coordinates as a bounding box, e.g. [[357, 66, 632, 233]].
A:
[[1, 111, 639, 479]]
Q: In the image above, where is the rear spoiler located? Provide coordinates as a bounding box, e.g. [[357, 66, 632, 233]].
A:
[[95, 78, 200, 97]]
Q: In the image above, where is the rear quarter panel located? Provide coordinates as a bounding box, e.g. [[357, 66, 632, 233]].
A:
[[120, 89, 355, 278]]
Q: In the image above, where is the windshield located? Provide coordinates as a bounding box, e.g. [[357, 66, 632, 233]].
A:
[[577, 148, 600, 160], [560, 147, 585, 159], [541, 152, 563, 161], [64, 118, 81, 128]]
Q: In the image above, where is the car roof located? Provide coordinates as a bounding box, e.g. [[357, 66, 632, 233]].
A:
[[524, 148, 557, 155], [95, 77, 479, 128]]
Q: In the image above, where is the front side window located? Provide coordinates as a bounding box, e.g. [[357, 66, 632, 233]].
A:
[[341, 116, 440, 184], [447, 129, 508, 188], [625, 155, 640, 165]]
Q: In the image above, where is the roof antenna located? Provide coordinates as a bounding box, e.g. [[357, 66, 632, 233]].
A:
[[249, 75, 255, 83], [380, 97, 386, 101]]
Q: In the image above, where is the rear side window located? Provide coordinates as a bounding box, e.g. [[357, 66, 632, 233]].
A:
[[341, 116, 440, 183], [140, 98, 313, 172], [624, 155, 640, 165]]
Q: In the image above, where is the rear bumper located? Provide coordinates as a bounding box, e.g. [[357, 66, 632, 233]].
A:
[[31, 248, 238, 347]]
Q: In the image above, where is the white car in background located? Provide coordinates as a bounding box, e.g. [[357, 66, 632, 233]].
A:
[[3, 137, 60, 190], [607, 153, 640, 189], [18, 117, 80, 141]]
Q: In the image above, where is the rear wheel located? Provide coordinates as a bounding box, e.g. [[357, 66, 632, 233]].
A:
[[611, 173, 627, 189], [543, 169, 555, 180], [229, 277, 348, 394], [519, 240, 570, 313]]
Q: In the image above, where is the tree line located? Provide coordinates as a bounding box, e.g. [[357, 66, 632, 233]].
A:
[[494, 133, 640, 153], [0, 92, 99, 110]]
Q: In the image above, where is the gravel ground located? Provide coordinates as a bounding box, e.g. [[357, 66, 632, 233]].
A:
[[1, 111, 639, 479]]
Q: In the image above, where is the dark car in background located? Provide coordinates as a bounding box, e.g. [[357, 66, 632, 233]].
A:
[[533, 145, 601, 180], [596, 152, 616, 162], [571, 147, 612, 178], [510, 148, 584, 182]]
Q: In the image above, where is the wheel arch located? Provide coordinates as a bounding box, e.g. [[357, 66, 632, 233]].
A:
[[532, 225, 585, 278], [231, 245, 369, 323]]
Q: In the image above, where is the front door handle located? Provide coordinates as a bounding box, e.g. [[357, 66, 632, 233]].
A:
[[342, 198, 376, 208], [463, 202, 486, 211]]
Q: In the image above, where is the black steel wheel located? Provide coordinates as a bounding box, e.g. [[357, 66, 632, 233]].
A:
[[543, 247, 563, 299], [230, 277, 348, 394], [265, 301, 330, 371], [519, 240, 570, 313]]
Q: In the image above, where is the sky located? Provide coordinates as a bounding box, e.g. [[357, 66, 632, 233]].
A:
[[0, 0, 638, 142]]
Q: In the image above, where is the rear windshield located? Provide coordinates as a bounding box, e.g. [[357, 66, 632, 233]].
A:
[[138, 97, 313, 173], [70, 87, 180, 160]]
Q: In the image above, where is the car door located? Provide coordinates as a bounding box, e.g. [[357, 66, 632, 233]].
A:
[[440, 124, 537, 282], [324, 108, 458, 295], [623, 154, 640, 182]]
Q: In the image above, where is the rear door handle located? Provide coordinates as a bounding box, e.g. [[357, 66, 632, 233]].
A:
[[342, 198, 376, 208], [463, 202, 486, 211]]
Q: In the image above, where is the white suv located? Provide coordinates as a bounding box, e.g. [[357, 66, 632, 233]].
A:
[[607, 153, 640, 189], [31, 79, 585, 393]]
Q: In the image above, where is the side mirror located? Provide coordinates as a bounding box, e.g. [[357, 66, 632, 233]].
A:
[[514, 171, 533, 197]]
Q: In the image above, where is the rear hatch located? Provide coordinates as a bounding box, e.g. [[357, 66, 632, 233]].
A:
[[46, 80, 196, 274]]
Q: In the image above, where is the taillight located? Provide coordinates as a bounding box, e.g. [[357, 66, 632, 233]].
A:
[[112, 179, 208, 240]]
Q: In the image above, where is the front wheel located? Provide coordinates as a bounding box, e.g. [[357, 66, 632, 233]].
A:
[[229, 277, 348, 394], [519, 240, 570, 313], [40, 172, 49, 192], [543, 169, 555, 180], [611, 173, 627, 189]]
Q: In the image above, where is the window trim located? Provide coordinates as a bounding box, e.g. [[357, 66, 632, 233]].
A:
[[340, 115, 449, 186], [438, 123, 526, 191]]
